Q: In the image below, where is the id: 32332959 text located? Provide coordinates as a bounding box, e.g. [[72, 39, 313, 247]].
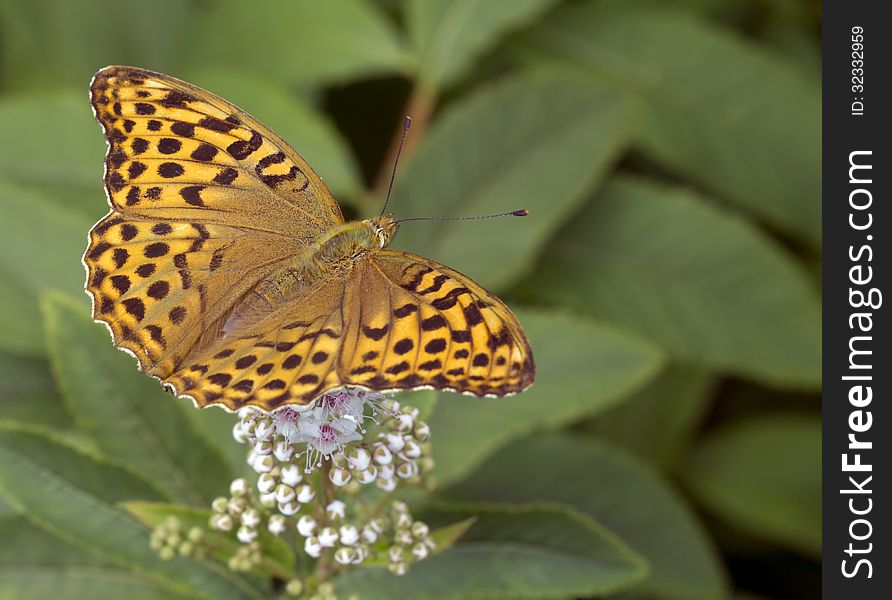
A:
[[851, 26, 864, 115]]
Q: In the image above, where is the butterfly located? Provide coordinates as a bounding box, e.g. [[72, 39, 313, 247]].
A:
[[83, 66, 535, 413]]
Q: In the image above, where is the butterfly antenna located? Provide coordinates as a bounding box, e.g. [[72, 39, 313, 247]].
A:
[[395, 209, 529, 224], [380, 116, 412, 217]]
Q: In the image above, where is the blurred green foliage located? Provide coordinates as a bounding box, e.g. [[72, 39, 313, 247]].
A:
[[0, 0, 820, 598]]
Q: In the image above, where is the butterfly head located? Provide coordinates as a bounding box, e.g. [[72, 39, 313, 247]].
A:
[[367, 215, 399, 248]]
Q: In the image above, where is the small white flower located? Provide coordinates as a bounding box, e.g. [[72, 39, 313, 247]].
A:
[[334, 546, 356, 565], [326, 500, 346, 520], [395, 512, 412, 529], [388, 546, 404, 563], [385, 432, 405, 453], [273, 440, 294, 462], [355, 467, 377, 485], [372, 443, 393, 465], [318, 527, 339, 547], [329, 466, 351, 487], [227, 497, 246, 515], [377, 476, 397, 492], [274, 484, 295, 504], [297, 515, 317, 537], [339, 524, 360, 545], [297, 409, 362, 462], [395, 529, 413, 545], [257, 473, 277, 494], [237, 525, 258, 544], [211, 496, 228, 514], [352, 544, 368, 564], [280, 463, 302, 487], [241, 508, 261, 528], [268, 514, 286, 535], [254, 417, 275, 441], [395, 412, 415, 433], [272, 407, 304, 442], [278, 500, 300, 516], [229, 478, 248, 497], [304, 536, 322, 558], [254, 440, 273, 456], [296, 484, 315, 503], [259, 492, 277, 509]]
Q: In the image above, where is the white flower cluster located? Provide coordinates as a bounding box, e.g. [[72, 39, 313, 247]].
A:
[[200, 386, 437, 578]]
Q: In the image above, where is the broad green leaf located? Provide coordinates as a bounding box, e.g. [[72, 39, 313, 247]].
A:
[[0, 570, 207, 600], [517, 2, 821, 244], [0, 514, 111, 568], [124, 502, 294, 580], [683, 415, 821, 558], [0, 352, 73, 432], [0, 93, 104, 219], [0, 180, 91, 351], [185, 0, 409, 86], [520, 177, 821, 388], [579, 364, 715, 471], [181, 68, 362, 199], [0, 423, 258, 600], [0, 270, 42, 355], [391, 72, 632, 290], [446, 434, 728, 600], [337, 503, 646, 599], [428, 308, 662, 485], [42, 292, 235, 505], [404, 0, 561, 91], [0, 0, 194, 92]]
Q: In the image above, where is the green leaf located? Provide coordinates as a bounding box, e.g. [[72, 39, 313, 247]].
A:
[[446, 434, 729, 600], [0, 352, 74, 432], [428, 308, 662, 485], [0, 570, 211, 600], [682, 415, 821, 558], [517, 2, 821, 243], [579, 364, 715, 471], [391, 72, 632, 290], [404, 0, 561, 91], [123, 502, 294, 580], [42, 292, 235, 505], [337, 503, 646, 599], [185, 0, 409, 86], [0, 180, 91, 353], [0, 514, 112, 568], [520, 177, 821, 388], [0, 423, 258, 600], [0, 0, 195, 93], [179, 68, 362, 200], [0, 92, 105, 220]]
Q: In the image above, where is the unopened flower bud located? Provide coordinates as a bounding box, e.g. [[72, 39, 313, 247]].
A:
[[318, 527, 339, 547], [211, 496, 229, 514], [232, 422, 248, 443], [297, 515, 317, 537], [339, 524, 360, 545], [254, 418, 275, 441], [253, 440, 273, 456], [257, 473, 277, 494], [159, 546, 176, 561], [334, 546, 356, 565], [412, 542, 429, 560], [396, 460, 418, 479], [372, 444, 393, 466], [413, 421, 430, 441], [227, 497, 247, 516], [361, 525, 378, 543], [326, 500, 346, 520], [395, 512, 412, 529], [274, 484, 295, 504], [229, 478, 248, 497], [411, 521, 430, 539], [280, 462, 302, 487], [378, 464, 395, 480], [329, 467, 351, 487], [386, 432, 405, 452], [355, 467, 377, 484], [259, 492, 277, 508], [353, 544, 368, 564], [388, 545, 404, 563], [285, 579, 304, 597], [382, 398, 401, 414], [273, 440, 294, 462], [347, 447, 371, 471], [278, 501, 300, 516], [178, 541, 194, 556], [304, 536, 322, 558], [253, 454, 275, 473], [268, 514, 286, 535], [241, 508, 261, 529], [395, 412, 414, 432], [377, 476, 397, 491], [237, 525, 258, 544], [392, 501, 409, 514], [395, 528, 413, 546], [296, 484, 316, 503], [403, 438, 423, 459], [210, 513, 233, 531]]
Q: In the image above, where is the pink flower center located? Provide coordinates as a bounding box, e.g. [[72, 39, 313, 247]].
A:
[[318, 424, 337, 443]]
